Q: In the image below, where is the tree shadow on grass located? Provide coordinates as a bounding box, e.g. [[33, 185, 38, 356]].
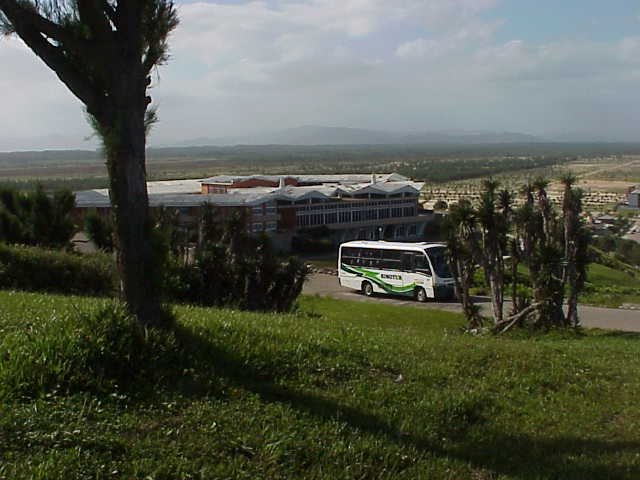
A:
[[171, 325, 640, 480]]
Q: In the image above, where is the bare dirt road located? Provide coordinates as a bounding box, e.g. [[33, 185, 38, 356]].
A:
[[304, 274, 640, 333]]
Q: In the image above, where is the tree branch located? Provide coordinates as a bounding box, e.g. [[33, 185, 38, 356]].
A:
[[77, 0, 113, 39], [0, 0, 69, 42], [494, 302, 541, 334], [102, 0, 117, 25]]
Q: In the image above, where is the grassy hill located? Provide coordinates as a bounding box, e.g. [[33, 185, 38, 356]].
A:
[[582, 263, 640, 307], [1, 290, 639, 479]]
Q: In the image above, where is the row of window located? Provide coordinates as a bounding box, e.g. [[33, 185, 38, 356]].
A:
[[296, 207, 417, 227], [251, 205, 277, 217], [252, 222, 278, 233], [294, 199, 417, 212], [340, 247, 430, 273], [353, 224, 419, 241]]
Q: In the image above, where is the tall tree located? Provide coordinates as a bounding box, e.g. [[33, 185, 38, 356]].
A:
[[445, 199, 482, 329], [560, 174, 588, 327], [476, 179, 508, 325], [0, 1, 178, 326]]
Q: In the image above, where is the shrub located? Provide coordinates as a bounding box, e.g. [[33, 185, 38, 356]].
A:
[[0, 243, 116, 296], [160, 207, 308, 312], [0, 304, 180, 400], [0, 185, 75, 248], [84, 210, 114, 251], [292, 226, 335, 254]]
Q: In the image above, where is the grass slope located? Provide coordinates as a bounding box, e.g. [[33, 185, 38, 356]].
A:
[[0, 291, 639, 479], [582, 263, 640, 307]]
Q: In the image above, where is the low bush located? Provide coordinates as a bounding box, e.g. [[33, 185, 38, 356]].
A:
[[0, 243, 116, 296], [0, 304, 179, 400], [162, 207, 307, 312], [165, 248, 307, 312]]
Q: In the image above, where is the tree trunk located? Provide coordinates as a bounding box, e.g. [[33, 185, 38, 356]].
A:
[[566, 262, 579, 327], [488, 269, 504, 324], [510, 254, 519, 315], [105, 95, 164, 327]]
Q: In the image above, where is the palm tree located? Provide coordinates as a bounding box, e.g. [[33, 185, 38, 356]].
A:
[[0, 1, 179, 327], [446, 199, 482, 329], [560, 173, 583, 326], [477, 180, 508, 325]]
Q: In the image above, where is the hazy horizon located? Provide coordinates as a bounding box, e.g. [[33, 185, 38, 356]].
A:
[[2, 0, 640, 150]]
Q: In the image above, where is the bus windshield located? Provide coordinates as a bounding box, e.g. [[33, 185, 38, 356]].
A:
[[426, 246, 452, 279]]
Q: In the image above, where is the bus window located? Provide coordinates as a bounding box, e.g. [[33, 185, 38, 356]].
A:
[[401, 252, 413, 271], [341, 247, 361, 266], [381, 250, 400, 270], [426, 247, 452, 278], [414, 253, 431, 275]]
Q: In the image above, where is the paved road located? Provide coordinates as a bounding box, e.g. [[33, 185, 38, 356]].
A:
[[304, 273, 640, 333]]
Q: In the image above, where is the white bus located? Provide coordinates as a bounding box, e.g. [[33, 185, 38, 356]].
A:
[[338, 241, 455, 302]]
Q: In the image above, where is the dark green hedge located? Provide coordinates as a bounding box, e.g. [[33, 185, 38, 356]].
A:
[[0, 243, 116, 296]]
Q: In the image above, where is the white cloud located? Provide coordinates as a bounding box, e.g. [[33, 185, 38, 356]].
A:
[[396, 19, 501, 59], [2, 0, 640, 148], [474, 37, 640, 82], [0, 37, 94, 150]]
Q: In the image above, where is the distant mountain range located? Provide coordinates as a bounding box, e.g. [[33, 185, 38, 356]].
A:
[[2, 126, 637, 155], [174, 125, 543, 147]]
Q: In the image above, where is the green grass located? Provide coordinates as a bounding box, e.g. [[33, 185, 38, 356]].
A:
[[582, 263, 640, 307], [1, 290, 640, 479]]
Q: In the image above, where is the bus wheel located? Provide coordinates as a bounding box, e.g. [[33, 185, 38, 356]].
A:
[[415, 287, 428, 303], [362, 281, 374, 297]]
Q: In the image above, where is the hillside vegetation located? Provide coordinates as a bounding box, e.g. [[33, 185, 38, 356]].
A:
[[0, 291, 639, 479], [582, 263, 640, 307]]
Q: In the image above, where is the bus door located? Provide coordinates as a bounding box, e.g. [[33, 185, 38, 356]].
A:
[[412, 252, 434, 294], [400, 252, 421, 292]]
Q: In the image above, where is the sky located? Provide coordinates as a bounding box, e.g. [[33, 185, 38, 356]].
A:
[[1, 0, 640, 150]]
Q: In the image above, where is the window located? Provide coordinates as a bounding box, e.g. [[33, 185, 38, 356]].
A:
[[252, 205, 264, 216], [408, 224, 417, 236], [252, 222, 264, 233], [266, 221, 277, 232], [414, 253, 431, 275], [427, 247, 452, 278], [401, 252, 413, 271], [341, 247, 361, 266], [265, 204, 277, 215], [404, 206, 416, 217], [380, 250, 401, 270]]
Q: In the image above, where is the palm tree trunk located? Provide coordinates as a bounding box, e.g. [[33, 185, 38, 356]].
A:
[[566, 262, 579, 327], [488, 269, 504, 324]]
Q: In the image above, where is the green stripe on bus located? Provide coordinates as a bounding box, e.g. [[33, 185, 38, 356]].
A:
[[341, 264, 416, 295]]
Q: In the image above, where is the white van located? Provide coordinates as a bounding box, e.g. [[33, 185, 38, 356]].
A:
[[338, 241, 455, 301]]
